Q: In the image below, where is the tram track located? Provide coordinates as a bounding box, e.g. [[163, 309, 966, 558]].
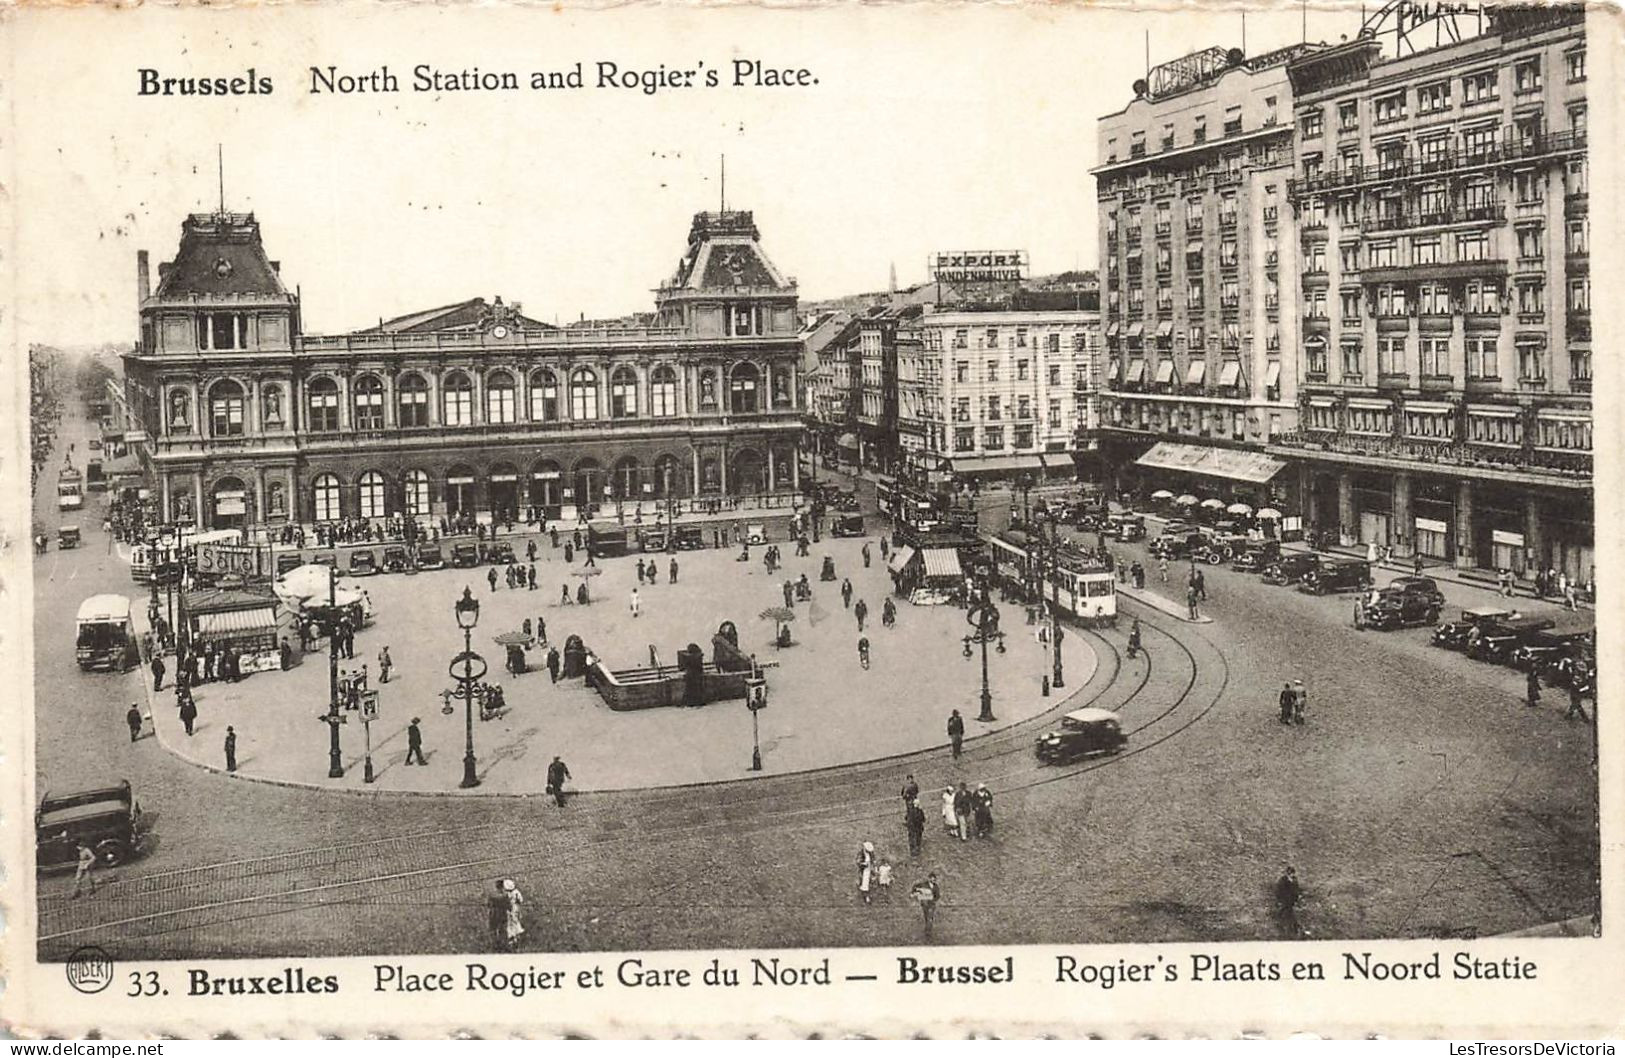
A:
[[40, 599, 1227, 952]]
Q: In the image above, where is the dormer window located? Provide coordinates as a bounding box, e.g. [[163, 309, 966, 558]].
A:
[[197, 312, 247, 351]]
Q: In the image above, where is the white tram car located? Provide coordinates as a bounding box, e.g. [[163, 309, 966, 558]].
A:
[[986, 529, 1118, 627]]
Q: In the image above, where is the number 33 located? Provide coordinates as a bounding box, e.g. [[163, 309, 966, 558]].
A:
[[127, 970, 161, 997]]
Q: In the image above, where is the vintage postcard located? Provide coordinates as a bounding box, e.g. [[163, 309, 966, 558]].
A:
[[1, 0, 1619, 1039]]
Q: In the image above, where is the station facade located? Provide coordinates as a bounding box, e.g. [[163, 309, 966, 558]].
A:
[[123, 209, 807, 531]]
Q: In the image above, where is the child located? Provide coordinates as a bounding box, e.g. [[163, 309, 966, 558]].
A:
[[876, 861, 894, 901]]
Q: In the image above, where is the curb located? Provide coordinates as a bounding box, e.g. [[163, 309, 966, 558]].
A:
[[1115, 584, 1216, 624]]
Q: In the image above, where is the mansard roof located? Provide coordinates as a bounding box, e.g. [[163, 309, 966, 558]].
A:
[[153, 212, 291, 300], [665, 210, 793, 294]]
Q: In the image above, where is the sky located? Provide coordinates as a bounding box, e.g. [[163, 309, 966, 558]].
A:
[[14, 2, 1369, 347]]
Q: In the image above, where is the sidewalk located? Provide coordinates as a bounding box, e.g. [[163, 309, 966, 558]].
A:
[[1116, 583, 1215, 624]]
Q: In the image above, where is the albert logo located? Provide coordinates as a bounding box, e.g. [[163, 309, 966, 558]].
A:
[[66, 946, 114, 994]]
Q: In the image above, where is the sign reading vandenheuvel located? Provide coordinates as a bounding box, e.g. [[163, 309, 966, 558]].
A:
[[195, 543, 265, 579], [929, 250, 1028, 283]]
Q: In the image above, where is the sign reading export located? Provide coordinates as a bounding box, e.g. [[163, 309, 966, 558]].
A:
[[929, 250, 1028, 283], [195, 543, 265, 579]]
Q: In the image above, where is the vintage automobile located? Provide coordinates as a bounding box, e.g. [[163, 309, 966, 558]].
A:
[[1301, 557, 1372, 595], [1432, 605, 1516, 650], [1035, 708, 1127, 764], [1510, 619, 1595, 673], [1149, 528, 1211, 561], [451, 542, 481, 568], [1467, 614, 1556, 664], [1541, 651, 1596, 691], [1229, 540, 1282, 572], [36, 781, 144, 869], [381, 545, 412, 573], [831, 514, 866, 538], [641, 528, 668, 552], [347, 549, 379, 577], [831, 490, 861, 512], [1105, 512, 1147, 543], [312, 552, 338, 569], [1383, 575, 1446, 609], [415, 543, 445, 571], [674, 526, 707, 551], [1190, 533, 1251, 565], [88, 437, 103, 451], [57, 525, 81, 550], [276, 553, 305, 577], [482, 541, 517, 564], [76, 594, 138, 672], [1360, 585, 1442, 630], [1262, 552, 1322, 587]]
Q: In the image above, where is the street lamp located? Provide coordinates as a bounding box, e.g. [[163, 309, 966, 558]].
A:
[[962, 576, 1006, 723], [325, 564, 343, 779], [452, 586, 483, 789], [1045, 513, 1065, 690]]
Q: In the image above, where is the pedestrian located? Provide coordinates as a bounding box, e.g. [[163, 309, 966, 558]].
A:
[[561, 584, 571, 605], [528, 563, 538, 591], [405, 718, 426, 765], [1564, 582, 1578, 612], [841, 578, 853, 609], [1274, 866, 1303, 938], [203, 641, 216, 682], [1278, 681, 1294, 725], [1192, 567, 1207, 601], [1413, 552, 1424, 577], [150, 653, 166, 692], [1566, 672, 1591, 723], [179, 694, 198, 737], [378, 646, 393, 684], [488, 567, 499, 593], [342, 618, 356, 659], [1353, 596, 1365, 630], [630, 587, 641, 618], [636, 558, 647, 584], [1186, 584, 1200, 621], [577, 582, 589, 605], [857, 841, 876, 904], [546, 755, 571, 807], [941, 786, 958, 835], [783, 579, 795, 608], [224, 726, 237, 772], [499, 879, 526, 951], [862, 542, 872, 568], [953, 783, 973, 842], [1158, 556, 1169, 584], [126, 702, 144, 743], [854, 598, 868, 632], [669, 557, 679, 584], [947, 709, 965, 758], [905, 798, 926, 856], [527, 540, 537, 563], [911, 872, 941, 939], [70, 838, 97, 898], [279, 636, 293, 671], [880, 536, 890, 559], [972, 783, 995, 838], [1292, 679, 1307, 725], [876, 860, 894, 901], [882, 598, 897, 628], [1526, 667, 1542, 709], [547, 647, 561, 683], [857, 635, 871, 669], [1127, 617, 1142, 659], [901, 774, 920, 806], [536, 615, 547, 646]]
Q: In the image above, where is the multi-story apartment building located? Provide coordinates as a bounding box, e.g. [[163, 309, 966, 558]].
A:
[[1273, 4, 1590, 580], [123, 208, 807, 530], [1095, 44, 1321, 505]]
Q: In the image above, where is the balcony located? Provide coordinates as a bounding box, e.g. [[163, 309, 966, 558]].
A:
[[1365, 202, 1505, 233], [1267, 430, 1591, 479]]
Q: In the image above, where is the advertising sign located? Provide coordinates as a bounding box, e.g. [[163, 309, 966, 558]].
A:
[[929, 250, 1028, 283], [195, 543, 264, 579]]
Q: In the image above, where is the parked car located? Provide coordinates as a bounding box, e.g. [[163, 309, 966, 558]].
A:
[[1360, 586, 1442, 630], [1541, 651, 1596, 691], [1510, 618, 1595, 673], [1105, 512, 1146, 542], [415, 544, 445, 570], [312, 552, 338, 569], [1191, 533, 1251, 565], [1262, 553, 1321, 587], [674, 526, 707, 551], [832, 490, 861, 512], [36, 781, 144, 870], [57, 525, 81, 549], [482, 541, 516, 564], [451, 542, 481, 568], [1467, 615, 1556, 664], [1384, 575, 1445, 609], [1229, 540, 1281, 573], [1150, 528, 1211, 561], [1035, 708, 1127, 764], [1301, 558, 1372, 595], [381, 545, 412, 573], [1432, 605, 1516, 650], [831, 514, 866, 538], [348, 549, 379, 577]]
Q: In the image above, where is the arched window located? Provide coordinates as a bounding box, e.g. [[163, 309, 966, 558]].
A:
[[651, 365, 678, 417], [354, 375, 385, 430], [487, 371, 516, 425], [403, 470, 430, 517], [398, 373, 429, 428], [169, 390, 192, 434], [308, 377, 340, 432], [653, 453, 684, 497], [570, 368, 598, 421], [612, 456, 641, 499], [208, 380, 245, 437], [530, 370, 559, 421], [610, 367, 639, 419], [312, 473, 342, 522], [730, 363, 760, 414], [357, 471, 387, 519], [442, 371, 473, 427]]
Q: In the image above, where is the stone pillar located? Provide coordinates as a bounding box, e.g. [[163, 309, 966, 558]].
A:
[[338, 374, 351, 430], [193, 470, 205, 528], [766, 447, 777, 493], [1299, 464, 1316, 527], [1454, 479, 1476, 570], [692, 448, 701, 494], [1337, 471, 1355, 546], [719, 445, 729, 494], [792, 445, 801, 491], [1392, 471, 1413, 557], [253, 468, 266, 532], [161, 474, 173, 522], [1523, 493, 1546, 575]]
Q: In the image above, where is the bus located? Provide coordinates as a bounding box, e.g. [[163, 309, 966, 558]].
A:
[[986, 528, 1117, 627]]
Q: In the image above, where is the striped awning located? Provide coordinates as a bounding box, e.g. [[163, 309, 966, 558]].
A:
[[195, 606, 277, 638], [921, 549, 962, 579]]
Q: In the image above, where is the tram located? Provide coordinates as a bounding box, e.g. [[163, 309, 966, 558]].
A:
[[985, 528, 1118, 627]]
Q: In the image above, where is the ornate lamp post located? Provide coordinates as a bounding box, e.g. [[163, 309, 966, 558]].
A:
[[324, 564, 344, 779], [1046, 512, 1065, 690], [962, 575, 1006, 723], [451, 586, 485, 789]]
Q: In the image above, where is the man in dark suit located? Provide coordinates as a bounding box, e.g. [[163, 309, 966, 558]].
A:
[[405, 718, 426, 765], [546, 756, 571, 808]]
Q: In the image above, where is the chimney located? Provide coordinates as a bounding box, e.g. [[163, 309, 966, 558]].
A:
[[137, 250, 150, 303], [270, 260, 280, 273]]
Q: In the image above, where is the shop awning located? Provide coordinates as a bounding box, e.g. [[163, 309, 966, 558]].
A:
[[1107, 360, 1122, 381], [1186, 240, 1203, 254], [1347, 398, 1392, 411], [195, 606, 277, 638], [887, 545, 917, 574], [1125, 360, 1146, 383], [1127, 322, 1144, 338], [1218, 361, 1242, 387], [921, 548, 963, 580], [837, 432, 859, 449], [950, 454, 1047, 475], [1263, 361, 1281, 388], [1106, 322, 1121, 338], [1156, 321, 1174, 338], [1134, 440, 1287, 484], [1406, 401, 1453, 414], [1154, 360, 1175, 384], [1186, 360, 1207, 385], [1536, 408, 1590, 422]]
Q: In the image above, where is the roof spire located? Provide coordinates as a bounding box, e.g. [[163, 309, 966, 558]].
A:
[[720, 154, 726, 213], [217, 144, 225, 215]]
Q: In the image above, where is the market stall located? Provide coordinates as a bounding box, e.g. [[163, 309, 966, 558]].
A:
[[183, 586, 294, 675]]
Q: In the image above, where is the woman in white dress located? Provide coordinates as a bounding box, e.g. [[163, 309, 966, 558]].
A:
[[502, 879, 526, 950], [940, 786, 958, 835], [856, 842, 876, 905]]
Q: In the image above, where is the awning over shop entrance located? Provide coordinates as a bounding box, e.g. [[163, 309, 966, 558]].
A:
[[921, 548, 963, 580], [1134, 440, 1287, 484], [887, 545, 917, 574], [195, 606, 277, 638], [950, 454, 1047, 475], [837, 432, 859, 449]]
